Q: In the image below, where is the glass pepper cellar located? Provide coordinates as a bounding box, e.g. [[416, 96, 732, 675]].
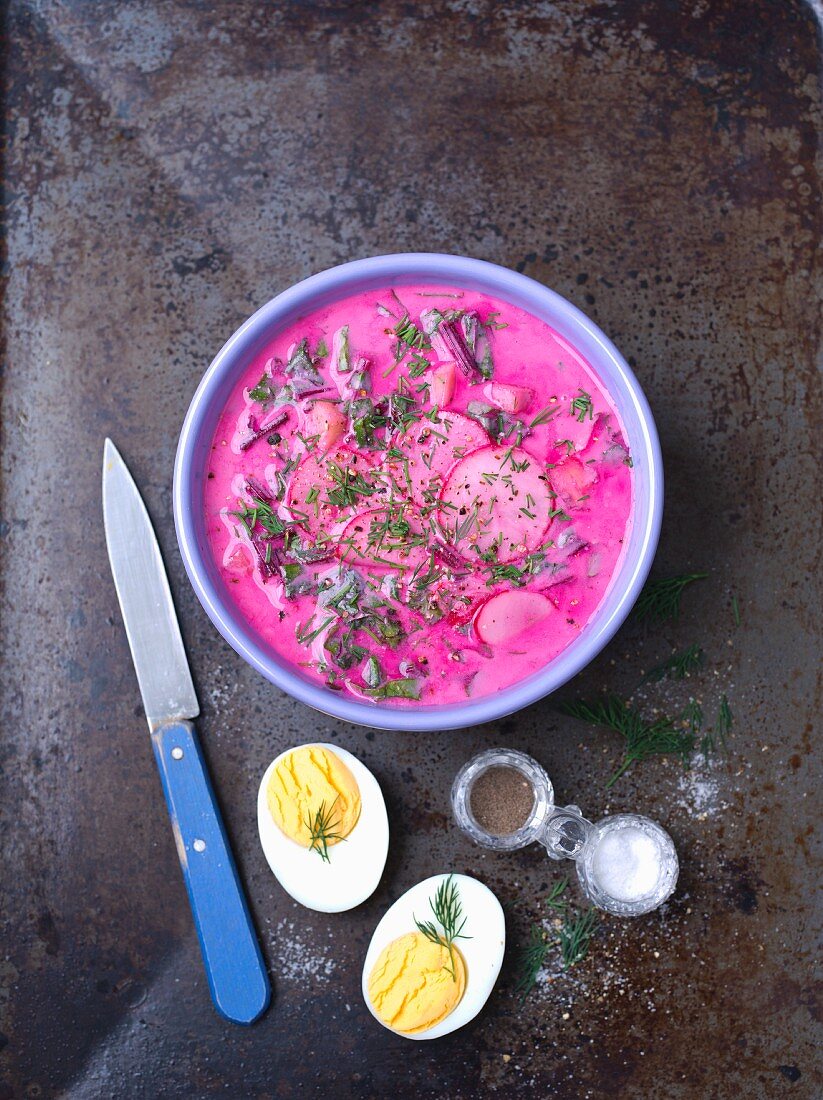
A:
[[451, 748, 678, 916]]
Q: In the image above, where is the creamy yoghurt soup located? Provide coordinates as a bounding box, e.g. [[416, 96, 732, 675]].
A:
[[204, 285, 633, 706]]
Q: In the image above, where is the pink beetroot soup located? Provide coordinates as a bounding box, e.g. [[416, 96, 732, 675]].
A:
[[204, 284, 633, 706]]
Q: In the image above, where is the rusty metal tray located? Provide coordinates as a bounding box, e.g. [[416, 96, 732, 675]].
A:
[[2, 2, 820, 1096]]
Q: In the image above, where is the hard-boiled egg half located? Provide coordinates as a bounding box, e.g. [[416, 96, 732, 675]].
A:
[[362, 873, 505, 1039], [257, 742, 388, 913]]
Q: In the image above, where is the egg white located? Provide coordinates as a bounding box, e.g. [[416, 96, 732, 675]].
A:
[[257, 742, 389, 913], [361, 873, 505, 1040]]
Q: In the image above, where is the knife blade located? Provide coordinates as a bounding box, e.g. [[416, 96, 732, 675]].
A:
[[103, 438, 270, 1024]]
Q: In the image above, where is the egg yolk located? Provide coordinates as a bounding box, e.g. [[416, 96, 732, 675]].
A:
[[267, 745, 361, 849], [368, 931, 467, 1034]]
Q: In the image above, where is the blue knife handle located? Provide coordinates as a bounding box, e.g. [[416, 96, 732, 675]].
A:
[[150, 719, 271, 1024]]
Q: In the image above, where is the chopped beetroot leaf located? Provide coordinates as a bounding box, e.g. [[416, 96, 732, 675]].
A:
[[291, 380, 335, 399], [251, 534, 281, 581], [245, 475, 275, 504], [240, 412, 288, 451], [434, 540, 469, 572], [431, 319, 479, 380]]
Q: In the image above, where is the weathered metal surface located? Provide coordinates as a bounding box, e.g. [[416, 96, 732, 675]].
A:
[[1, 1, 820, 1096]]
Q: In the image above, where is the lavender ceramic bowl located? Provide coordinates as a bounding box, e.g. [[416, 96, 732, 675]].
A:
[[173, 254, 662, 731]]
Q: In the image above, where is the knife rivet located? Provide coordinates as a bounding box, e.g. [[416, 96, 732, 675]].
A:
[[171, 747, 184, 760], [193, 838, 206, 852]]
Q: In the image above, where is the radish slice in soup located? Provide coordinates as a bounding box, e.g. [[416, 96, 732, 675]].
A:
[[474, 591, 553, 645], [337, 508, 427, 570], [384, 411, 488, 505], [287, 446, 381, 537], [439, 445, 552, 562], [550, 456, 598, 503]]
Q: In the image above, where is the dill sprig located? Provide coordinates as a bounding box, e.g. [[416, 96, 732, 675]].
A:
[[304, 797, 345, 863], [683, 698, 704, 739], [514, 878, 599, 1000], [696, 693, 732, 759], [414, 874, 471, 981], [560, 695, 695, 787], [559, 908, 599, 968], [716, 693, 733, 744], [633, 573, 707, 623], [643, 644, 705, 683], [514, 924, 550, 1001], [546, 878, 569, 912]]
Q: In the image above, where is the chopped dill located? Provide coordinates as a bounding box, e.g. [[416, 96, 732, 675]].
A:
[[325, 461, 378, 507], [393, 313, 429, 357], [488, 563, 525, 586], [296, 614, 335, 645], [683, 698, 704, 740], [731, 594, 741, 627], [570, 389, 594, 422], [457, 508, 478, 540], [696, 694, 732, 760], [528, 404, 561, 428], [408, 352, 430, 378]]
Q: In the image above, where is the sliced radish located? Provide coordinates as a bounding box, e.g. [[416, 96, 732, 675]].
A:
[[286, 446, 381, 537], [382, 411, 488, 505], [223, 544, 252, 575], [439, 445, 552, 562], [429, 362, 456, 407], [550, 407, 605, 455], [298, 399, 346, 454], [483, 382, 533, 414], [550, 455, 598, 503], [336, 508, 427, 570], [474, 590, 553, 645]]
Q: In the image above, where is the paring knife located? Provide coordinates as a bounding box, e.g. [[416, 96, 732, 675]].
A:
[[102, 438, 270, 1024]]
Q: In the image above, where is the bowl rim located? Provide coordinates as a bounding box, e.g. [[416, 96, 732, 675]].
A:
[[173, 252, 662, 731]]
